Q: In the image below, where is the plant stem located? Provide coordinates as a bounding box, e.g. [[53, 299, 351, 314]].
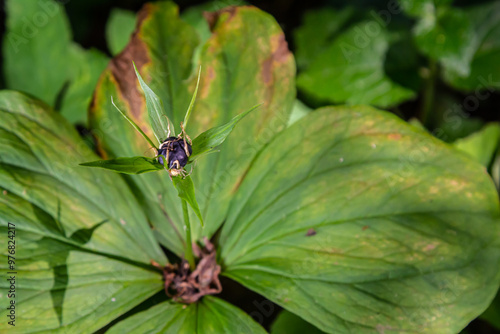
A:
[[182, 199, 195, 271], [420, 59, 438, 127]]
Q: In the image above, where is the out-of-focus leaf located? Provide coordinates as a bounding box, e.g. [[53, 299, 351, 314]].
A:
[[297, 21, 417, 108], [453, 123, 500, 167], [134, 62, 175, 143], [413, 7, 474, 77], [293, 7, 357, 70], [172, 175, 203, 226], [90, 3, 295, 255], [288, 100, 312, 126], [0, 91, 165, 333], [398, 0, 453, 18], [107, 296, 266, 334], [3, 0, 72, 105], [442, 2, 500, 91], [181, 0, 246, 45], [80, 157, 164, 174], [60, 46, 109, 125], [106, 8, 136, 56], [3, 0, 109, 125], [220, 105, 500, 333], [271, 310, 325, 334], [408, 118, 427, 131], [493, 152, 500, 191], [190, 104, 260, 161]]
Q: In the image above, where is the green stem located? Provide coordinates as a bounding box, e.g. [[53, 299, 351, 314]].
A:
[[182, 199, 195, 270], [420, 59, 438, 127]]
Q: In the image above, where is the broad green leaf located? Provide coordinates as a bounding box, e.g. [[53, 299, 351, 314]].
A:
[[90, 3, 295, 256], [220, 106, 500, 333], [80, 157, 164, 174], [453, 123, 500, 167], [190, 104, 260, 161], [271, 310, 325, 334], [60, 46, 109, 125], [441, 2, 500, 91], [172, 175, 203, 226], [0, 91, 165, 332], [134, 62, 175, 143], [107, 296, 266, 334], [106, 8, 136, 56], [413, 7, 474, 76], [3, 0, 72, 105], [293, 7, 358, 70], [3, 0, 109, 125], [297, 21, 417, 108]]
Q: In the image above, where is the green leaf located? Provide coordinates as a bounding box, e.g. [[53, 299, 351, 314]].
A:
[[0, 91, 165, 332], [3, 0, 109, 125], [172, 175, 203, 226], [106, 8, 136, 55], [288, 100, 312, 127], [80, 156, 164, 174], [271, 310, 326, 334], [190, 104, 260, 161], [413, 7, 474, 76], [493, 152, 500, 191], [90, 3, 295, 255], [107, 296, 267, 334], [398, 0, 453, 18], [133, 62, 175, 143], [3, 0, 72, 105], [293, 7, 358, 70], [441, 2, 500, 91], [297, 20, 417, 108], [220, 105, 500, 333], [453, 123, 500, 167], [60, 46, 109, 125]]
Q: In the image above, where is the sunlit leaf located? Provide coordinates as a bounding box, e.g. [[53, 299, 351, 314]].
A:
[[220, 105, 500, 333], [0, 91, 165, 333], [90, 3, 295, 255]]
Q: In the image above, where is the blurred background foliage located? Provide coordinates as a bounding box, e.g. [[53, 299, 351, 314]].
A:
[[0, 0, 499, 332]]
